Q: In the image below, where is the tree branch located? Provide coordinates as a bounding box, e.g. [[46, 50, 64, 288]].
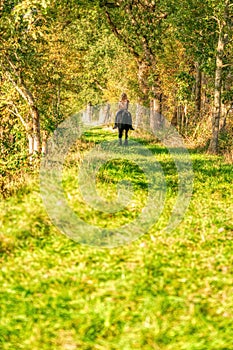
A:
[[7, 104, 28, 129], [104, 9, 140, 59], [5, 70, 36, 107]]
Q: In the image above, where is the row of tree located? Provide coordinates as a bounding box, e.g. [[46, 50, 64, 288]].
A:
[[99, 0, 233, 153], [1, 0, 233, 164]]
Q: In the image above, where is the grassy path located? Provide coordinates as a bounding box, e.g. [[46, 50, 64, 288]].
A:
[[0, 128, 233, 349]]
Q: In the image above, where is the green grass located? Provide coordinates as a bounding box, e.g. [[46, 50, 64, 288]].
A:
[[0, 127, 233, 349]]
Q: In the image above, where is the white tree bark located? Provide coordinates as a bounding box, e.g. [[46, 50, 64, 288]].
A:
[[6, 72, 41, 154]]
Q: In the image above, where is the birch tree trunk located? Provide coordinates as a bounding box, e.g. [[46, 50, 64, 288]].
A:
[[208, 32, 224, 154], [6, 72, 41, 154], [150, 94, 163, 132], [42, 130, 49, 155]]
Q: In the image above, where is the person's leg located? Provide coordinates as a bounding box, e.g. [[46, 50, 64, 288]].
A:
[[124, 127, 129, 145], [118, 127, 123, 145]]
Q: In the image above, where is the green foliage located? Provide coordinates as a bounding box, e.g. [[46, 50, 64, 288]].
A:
[[222, 88, 233, 105], [0, 105, 31, 199], [175, 71, 195, 104], [170, 0, 217, 70]]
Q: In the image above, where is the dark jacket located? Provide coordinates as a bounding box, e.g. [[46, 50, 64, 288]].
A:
[[114, 110, 133, 129]]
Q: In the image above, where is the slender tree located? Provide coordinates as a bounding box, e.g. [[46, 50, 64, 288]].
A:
[[208, 0, 233, 153]]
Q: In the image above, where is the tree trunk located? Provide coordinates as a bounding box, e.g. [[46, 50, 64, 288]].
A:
[[28, 134, 34, 155], [137, 60, 150, 104], [31, 105, 41, 153], [171, 106, 177, 126], [208, 1, 230, 153], [150, 94, 163, 132], [208, 33, 224, 154], [6, 72, 41, 154], [195, 61, 202, 119], [177, 105, 182, 132], [42, 130, 49, 155]]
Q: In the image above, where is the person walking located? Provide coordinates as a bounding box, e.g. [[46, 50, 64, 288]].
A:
[[113, 93, 134, 145]]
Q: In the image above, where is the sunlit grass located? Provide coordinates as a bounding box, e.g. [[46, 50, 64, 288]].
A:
[[0, 127, 233, 350]]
